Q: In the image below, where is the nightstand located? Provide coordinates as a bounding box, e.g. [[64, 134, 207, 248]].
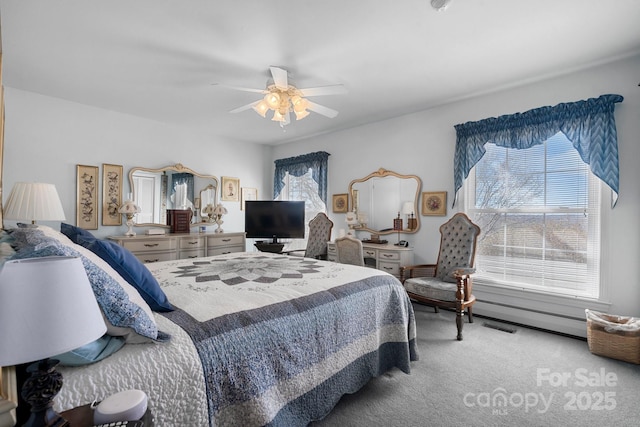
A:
[[60, 404, 153, 426]]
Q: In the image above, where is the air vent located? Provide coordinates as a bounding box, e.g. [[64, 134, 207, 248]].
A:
[[483, 322, 517, 334]]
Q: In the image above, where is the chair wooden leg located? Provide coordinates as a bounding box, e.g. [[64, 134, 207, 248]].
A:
[[468, 306, 474, 323], [434, 306, 439, 313], [456, 309, 464, 341]]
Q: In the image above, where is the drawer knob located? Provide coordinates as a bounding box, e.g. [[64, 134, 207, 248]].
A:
[[144, 259, 159, 263], [222, 239, 231, 242], [188, 241, 198, 245], [383, 254, 393, 258], [144, 243, 159, 248]]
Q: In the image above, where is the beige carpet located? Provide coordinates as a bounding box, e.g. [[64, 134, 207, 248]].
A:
[[312, 303, 640, 427]]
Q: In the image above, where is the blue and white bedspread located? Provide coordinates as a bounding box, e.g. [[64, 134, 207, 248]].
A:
[[149, 252, 418, 426]]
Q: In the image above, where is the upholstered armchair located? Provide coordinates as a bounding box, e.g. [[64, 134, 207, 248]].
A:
[[334, 236, 365, 267], [400, 212, 481, 341], [283, 212, 334, 260]]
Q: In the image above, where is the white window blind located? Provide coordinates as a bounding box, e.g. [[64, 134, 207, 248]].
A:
[[275, 169, 327, 251], [466, 132, 601, 298]]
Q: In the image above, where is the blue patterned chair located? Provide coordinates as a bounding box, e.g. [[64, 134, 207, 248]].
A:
[[400, 213, 481, 341], [334, 236, 365, 267]]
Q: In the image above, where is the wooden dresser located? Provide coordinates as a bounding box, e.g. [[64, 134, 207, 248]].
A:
[[109, 232, 246, 264], [327, 241, 413, 279]]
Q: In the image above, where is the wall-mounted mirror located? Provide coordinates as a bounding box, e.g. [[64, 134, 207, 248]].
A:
[[129, 163, 219, 228], [348, 168, 422, 235]]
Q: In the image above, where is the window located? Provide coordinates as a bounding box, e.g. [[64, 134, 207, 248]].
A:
[[465, 132, 601, 298], [275, 170, 326, 251], [273, 151, 330, 251]]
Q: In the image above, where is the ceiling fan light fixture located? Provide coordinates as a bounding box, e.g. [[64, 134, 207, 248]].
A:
[[252, 100, 269, 118], [295, 110, 310, 120], [264, 92, 281, 109], [272, 110, 286, 122]]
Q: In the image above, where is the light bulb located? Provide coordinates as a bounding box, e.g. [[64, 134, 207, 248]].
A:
[[252, 100, 269, 118], [264, 92, 281, 109]]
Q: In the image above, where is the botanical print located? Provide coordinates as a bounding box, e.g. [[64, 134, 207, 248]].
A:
[[102, 164, 123, 226], [241, 187, 257, 210], [77, 165, 99, 229]]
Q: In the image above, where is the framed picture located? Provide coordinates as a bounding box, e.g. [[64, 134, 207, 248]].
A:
[[102, 163, 123, 226], [221, 176, 240, 202], [76, 164, 99, 229], [332, 193, 349, 213], [422, 191, 447, 216], [241, 187, 258, 210]]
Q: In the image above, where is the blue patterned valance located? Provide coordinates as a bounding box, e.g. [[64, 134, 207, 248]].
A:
[[274, 151, 330, 203], [453, 94, 623, 207]]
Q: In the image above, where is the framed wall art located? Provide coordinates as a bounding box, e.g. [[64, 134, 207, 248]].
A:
[[422, 191, 447, 216], [221, 176, 240, 202], [332, 193, 349, 213], [241, 187, 258, 210], [76, 164, 99, 229], [102, 163, 123, 226]]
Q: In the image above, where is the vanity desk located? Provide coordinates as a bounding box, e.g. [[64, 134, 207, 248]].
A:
[[109, 232, 246, 264], [327, 241, 413, 279]]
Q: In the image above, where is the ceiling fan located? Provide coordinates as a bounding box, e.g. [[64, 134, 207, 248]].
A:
[[216, 66, 347, 127]]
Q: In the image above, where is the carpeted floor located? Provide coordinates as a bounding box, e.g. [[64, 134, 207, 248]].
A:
[[312, 303, 640, 427]]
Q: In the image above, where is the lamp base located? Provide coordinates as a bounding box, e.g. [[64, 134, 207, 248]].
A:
[[22, 359, 68, 427], [125, 217, 136, 237]]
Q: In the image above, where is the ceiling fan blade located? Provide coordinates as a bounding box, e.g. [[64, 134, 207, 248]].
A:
[[213, 83, 266, 94], [270, 66, 289, 90], [306, 101, 339, 118], [229, 101, 260, 114], [299, 85, 348, 97]]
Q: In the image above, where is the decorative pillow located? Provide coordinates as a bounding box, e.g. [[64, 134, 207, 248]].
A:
[[78, 236, 174, 312], [60, 222, 97, 245], [0, 231, 16, 267], [55, 335, 126, 366], [9, 228, 166, 343]]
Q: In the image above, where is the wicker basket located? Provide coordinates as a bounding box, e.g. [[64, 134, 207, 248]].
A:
[[586, 310, 640, 365]]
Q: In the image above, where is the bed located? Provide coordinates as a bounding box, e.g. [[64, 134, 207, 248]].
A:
[[1, 224, 417, 426]]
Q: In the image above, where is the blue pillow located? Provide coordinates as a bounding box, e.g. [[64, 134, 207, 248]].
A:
[[61, 222, 96, 244], [79, 237, 174, 312], [56, 335, 125, 366]]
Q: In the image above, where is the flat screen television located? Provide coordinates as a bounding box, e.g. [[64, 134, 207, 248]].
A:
[[244, 201, 305, 244]]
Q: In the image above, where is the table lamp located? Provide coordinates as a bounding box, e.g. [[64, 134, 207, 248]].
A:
[[118, 199, 142, 237], [3, 183, 66, 224], [0, 256, 107, 427]]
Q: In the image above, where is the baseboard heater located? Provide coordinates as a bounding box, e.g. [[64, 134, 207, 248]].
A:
[[473, 299, 588, 339]]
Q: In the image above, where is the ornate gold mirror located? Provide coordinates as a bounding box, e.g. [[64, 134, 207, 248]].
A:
[[129, 163, 219, 228], [348, 168, 422, 235]]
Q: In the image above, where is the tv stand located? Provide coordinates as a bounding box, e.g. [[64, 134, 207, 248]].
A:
[[254, 241, 285, 254]]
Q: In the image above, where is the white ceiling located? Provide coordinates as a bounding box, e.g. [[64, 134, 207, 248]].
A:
[[1, 0, 639, 146]]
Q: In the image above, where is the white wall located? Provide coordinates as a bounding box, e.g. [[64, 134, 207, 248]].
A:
[[272, 54, 640, 335], [2, 87, 272, 239]]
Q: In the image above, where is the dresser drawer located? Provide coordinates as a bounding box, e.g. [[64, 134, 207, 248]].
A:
[[378, 250, 400, 261], [180, 237, 204, 249], [378, 261, 400, 276], [363, 249, 377, 259], [122, 239, 176, 253], [180, 248, 205, 259], [208, 235, 244, 248], [208, 246, 243, 256], [134, 251, 176, 264]]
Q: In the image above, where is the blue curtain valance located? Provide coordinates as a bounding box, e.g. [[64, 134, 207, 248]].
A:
[[453, 94, 623, 207], [274, 151, 330, 203]]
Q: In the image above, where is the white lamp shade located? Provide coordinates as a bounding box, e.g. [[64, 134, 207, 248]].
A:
[[0, 256, 107, 366], [118, 200, 142, 214], [402, 201, 415, 215], [3, 182, 66, 222]]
